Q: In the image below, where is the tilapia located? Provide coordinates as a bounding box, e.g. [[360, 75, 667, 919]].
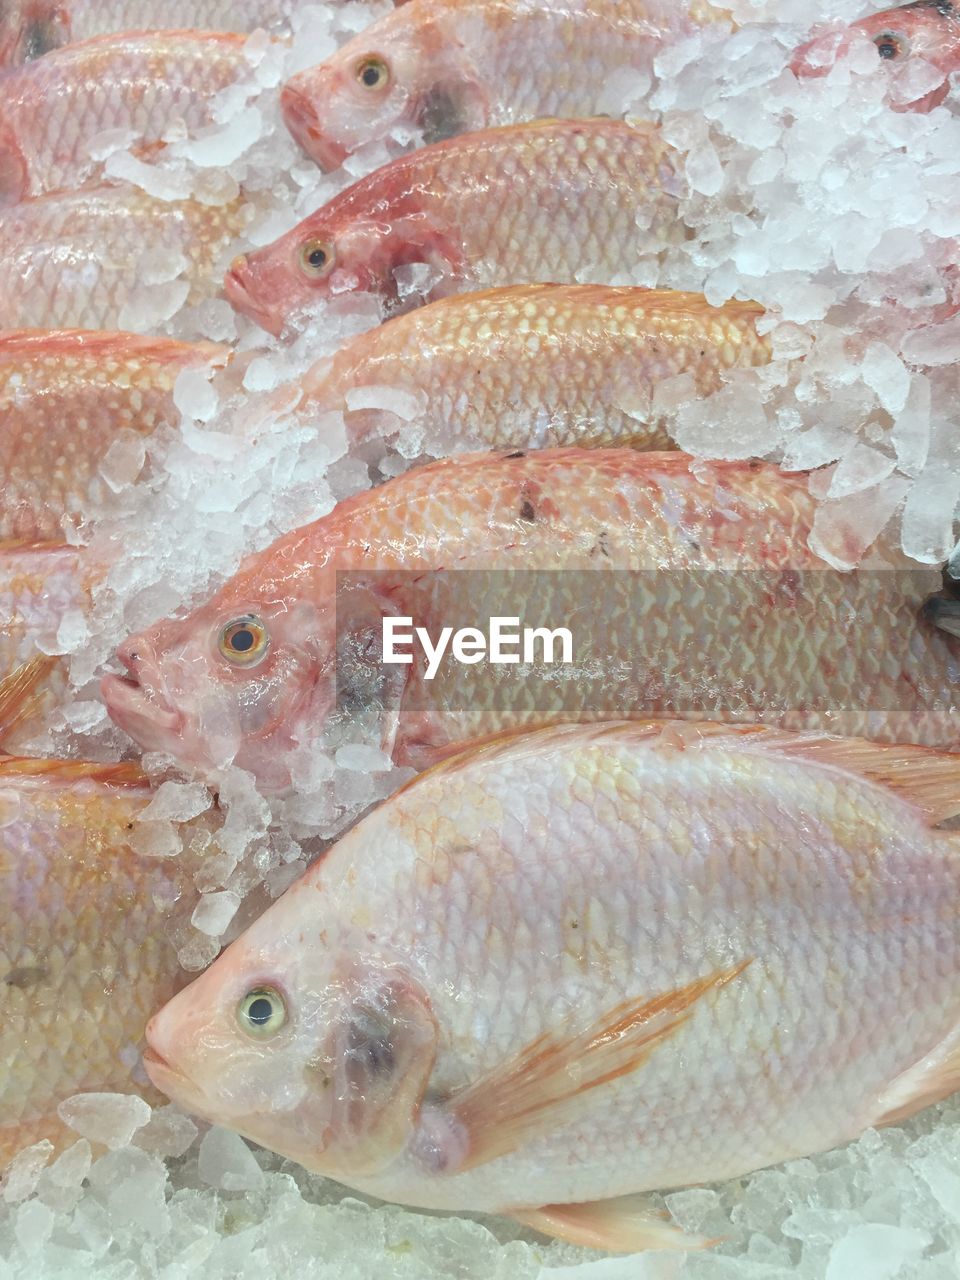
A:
[[0, 186, 250, 330], [226, 118, 690, 335], [295, 286, 770, 453], [0, 330, 229, 541], [0, 30, 268, 204], [0, 663, 216, 1163], [791, 1, 960, 112], [281, 0, 731, 170], [101, 449, 956, 792], [1, 0, 310, 66], [143, 720, 960, 1249]]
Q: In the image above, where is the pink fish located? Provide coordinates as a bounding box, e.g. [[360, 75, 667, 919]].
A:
[[280, 0, 730, 171], [226, 118, 688, 335], [144, 720, 960, 1250], [0, 30, 268, 205], [101, 449, 954, 792], [0, 330, 228, 540], [791, 1, 960, 112]]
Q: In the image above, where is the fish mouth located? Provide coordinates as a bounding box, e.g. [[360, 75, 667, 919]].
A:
[[224, 261, 284, 338], [280, 82, 348, 172], [100, 672, 181, 738], [142, 1046, 196, 1106]]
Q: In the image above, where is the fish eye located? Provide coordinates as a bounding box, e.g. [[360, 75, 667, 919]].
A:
[[355, 56, 390, 91], [298, 238, 335, 280], [874, 30, 909, 60], [237, 986, 287, 1038], [218, 615, 269, 667]]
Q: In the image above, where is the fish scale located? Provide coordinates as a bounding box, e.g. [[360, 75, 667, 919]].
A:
[[143, 723, 960, 1242], [226, 119, 689, 335], [0, 186, 250, 330], [0, 30, 261, 204], [296, 285, 770, 454]]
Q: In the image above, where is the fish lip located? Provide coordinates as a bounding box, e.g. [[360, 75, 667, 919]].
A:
[[280, 82, 348, 172], [100, 672, 182, 736], [143, 1046, 194, 1101], [224, 265, 284, 338]]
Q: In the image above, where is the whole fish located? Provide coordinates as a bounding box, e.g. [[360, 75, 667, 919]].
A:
[[143, 720, 960, 1250], [0, 186, 250, 330], [0, 661, 216, 1163], [101, 449, 955, 792], [281, 0, 731, 170], [1, 0, 316, 67], [0, 30, 272, 205], [790, 1, 960, 112], [226, 118, 690, 335], [0, 330, 228, 541], [295, 285, 770, 453]]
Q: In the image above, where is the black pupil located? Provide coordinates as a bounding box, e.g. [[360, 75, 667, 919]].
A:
[[362, 64, 381, 86], [248, 997, 274, 1025], [877, 36, 900, 57], [231, 627, 256, 653], [308, 247, 326, 268]]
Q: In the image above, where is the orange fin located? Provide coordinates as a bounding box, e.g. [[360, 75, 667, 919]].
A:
[[871, 1023, 960, 1128], [0, 756, 148, 786], [0, 656, 58, 744], [0, 328, 229, 365], [510, 1194, 714, 1253], [430, 960, 750, 1175]]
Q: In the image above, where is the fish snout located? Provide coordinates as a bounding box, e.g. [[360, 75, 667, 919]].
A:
[[224, 255, 284, 337], [280, 80, 348, 172], [101, 634, 182, 738]]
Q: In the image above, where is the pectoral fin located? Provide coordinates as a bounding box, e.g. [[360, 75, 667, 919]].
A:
[[417, 960, 750, 1176], [0, 656, 58, 745], [871, 1022, 960, 1128], [510, 1193, 714, 1253]]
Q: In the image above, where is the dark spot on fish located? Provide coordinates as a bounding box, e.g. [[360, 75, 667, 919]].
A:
[[570, 919, 579, 930], [921, 593, 960, 639], [348, 1007, 397, 1079], [590, 530, 611, 559], [519, 499, 536, 522], [22, 19, 62, 61], [900, 0, 955, 15], [5, 966, 48, 989], [418, 85, 471, 145], [504, 450, 526, 460]]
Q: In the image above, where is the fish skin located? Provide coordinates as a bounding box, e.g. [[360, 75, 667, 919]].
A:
[[226, 118, 690, 336], [0, 330, 229, 541], [0, 0, 306, 66], [790, 1, 960, 112], [100, 449, 955, 792], [143, 721, 960, 1231], [0, 757, 214, 1164], [0, 186, 250, 330], [0, 30, 265, 205], [297, 285, 770, 453], [280, 0, 731, 171]]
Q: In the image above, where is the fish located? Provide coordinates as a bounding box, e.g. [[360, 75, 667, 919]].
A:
[[280, 0, 731, 171], [295, 285, 770, 453], [0, 30, 270, 204], [100, 448, 956, 792], [0, 330, 229, 541], [0, 664, 218, 1164], [0, 186, 251, 330], [790, 1, 960, 113], [143, 719, 960, 1250], [226, 118, 690, 335], [0, 0, 319, 67]]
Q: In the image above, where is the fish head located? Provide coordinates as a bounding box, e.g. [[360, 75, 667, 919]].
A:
[[144, 893, 438, 1177], [281, 7, 487, 171], [791, 1, 960, 110], [101, 586, 332, 791], [0, 0, 68, 66], [225, 192, 460, 331]]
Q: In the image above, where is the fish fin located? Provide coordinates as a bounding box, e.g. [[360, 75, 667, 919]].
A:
[[0, 328, 229, 365], [509, 1194, 713, 1253], [0, 756, 148, 786], [871, 1023, 960, 1128], [0, 656, 58, 744], [0, 122, 27, 207], [921, 592, 960, 640], [441, 960, 750, 1174]]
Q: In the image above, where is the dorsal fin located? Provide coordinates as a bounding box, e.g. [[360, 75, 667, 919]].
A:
[[0, 656, 58, 743], [0, 756, 148, 787]]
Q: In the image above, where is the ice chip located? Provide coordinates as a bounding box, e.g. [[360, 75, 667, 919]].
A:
[[825, 1223, 930, 1280], [345, 385, 428, 422], [100, 432, 147, 492], [36, 1140, 93, 1214], [14, 1198, 54, 1255], [192, 889, 242, 936], [335, 743, 393, 773], [827, 443, 895, 499], [198, 1127, 265, 1192], [860, 343, 911, 415], [900, 470, 960, 564], [901, 314, 960, 367], [55, 608, 89, 654], [57, 1093, 152, 1149], [119, 280, 190, 332], [174, 367, 219, 424], [134, 1106, 199, 1159], [808, 476, 910, 570], [140, 780, 211, 824], [2, 1140, 53, 1204]]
